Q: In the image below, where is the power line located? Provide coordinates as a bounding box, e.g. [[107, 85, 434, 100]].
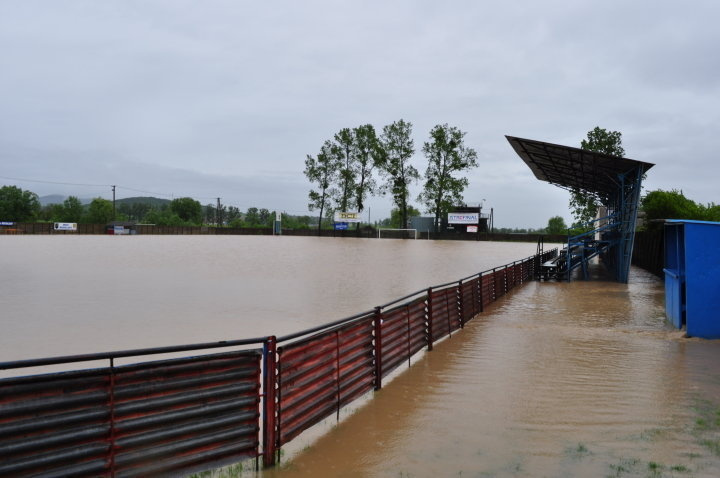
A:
[[0, 175, 110, 188], [1, 174, 315, 216]]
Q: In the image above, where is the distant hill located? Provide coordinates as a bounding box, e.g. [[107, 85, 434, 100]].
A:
[[116, 197, 171, 208], [38, 195, 67, 206], [39, 195, 172, 208]]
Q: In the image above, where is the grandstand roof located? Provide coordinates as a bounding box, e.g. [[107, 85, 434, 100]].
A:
[[506, 136, 655, 197]]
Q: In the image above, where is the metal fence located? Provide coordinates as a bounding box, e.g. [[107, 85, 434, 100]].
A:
[[0, 249, 557, 476]]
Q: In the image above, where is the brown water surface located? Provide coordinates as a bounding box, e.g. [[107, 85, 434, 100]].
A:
[[263, 267, 720, 478], [0, 235, 537, 364]]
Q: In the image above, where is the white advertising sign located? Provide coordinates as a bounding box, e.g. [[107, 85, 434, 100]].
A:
[[448, 213, 479, 224], [54, 222, 78, 231], [467, 225, 478, 233], [334, 211, 362, 223]]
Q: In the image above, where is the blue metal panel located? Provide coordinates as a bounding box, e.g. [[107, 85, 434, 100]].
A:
[[683, 222, 720, 339], [664, 220, 720, 339], [663, 268, 683, 329], [663, 223, 685, 329]]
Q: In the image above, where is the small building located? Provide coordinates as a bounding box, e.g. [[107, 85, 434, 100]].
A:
[[445, 205, 490, 234], [105, 221, 137, 235], [409, 206, 491, 235]]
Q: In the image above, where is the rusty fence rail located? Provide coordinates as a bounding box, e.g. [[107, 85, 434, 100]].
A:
[[0, 248, 557, 476]]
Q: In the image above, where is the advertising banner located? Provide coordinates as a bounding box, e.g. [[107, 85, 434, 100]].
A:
[[334, 212, 362, 223], [448, 213, 479, 224], [54, 222, 78, 231]]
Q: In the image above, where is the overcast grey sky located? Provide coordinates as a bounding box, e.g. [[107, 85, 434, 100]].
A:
[[1, 0, 718, 227]]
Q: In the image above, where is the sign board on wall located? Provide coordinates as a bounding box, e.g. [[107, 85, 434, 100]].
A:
[[334, 222, 349, 230], [334, 212, 362, 223], [54, 223, 78, 231], [467, 225, 478, 233], [448, 213, 479, 224]]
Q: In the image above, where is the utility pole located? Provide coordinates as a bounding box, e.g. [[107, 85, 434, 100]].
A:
[[112, 185, 116, 221], [216, 197, 221, 226]]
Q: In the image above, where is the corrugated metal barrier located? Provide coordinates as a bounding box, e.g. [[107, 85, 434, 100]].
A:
[[0, 341, 265, 477], [276, 315, 375, 447], [0, 249, 557, 475]]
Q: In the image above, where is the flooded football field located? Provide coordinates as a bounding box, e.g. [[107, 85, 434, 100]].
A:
[[2, 236, 719, 477]]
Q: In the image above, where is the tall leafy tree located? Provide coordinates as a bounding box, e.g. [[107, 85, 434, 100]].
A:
[[0, 185, 40, 222], [352, 124, 381, 218], [245, 207, 260, 226], [382, 205, 421, 228], [226, 206, 242, 224], [641, 189, 720, 229], [60, 196, 84, 222], [571, 126, 625, 226], [118, 201, 152, 221], [546, 215, 568, 234], [170, 197, 202, 224], [305, 140, 341, 233], [258, 208, 271, 226], [85, 198, 114, 224], [418, 124, 478, 232], [378, 119, 418, 229], [334, 128, 356, 213]]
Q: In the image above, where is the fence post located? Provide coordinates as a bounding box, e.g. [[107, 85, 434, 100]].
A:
[[458, 280, 464, 329], [426, 288, 434, 351], [478, 273, 484, 313], [108, 358, 117, 478], [374, 306, 383, 391], [262, 336, 277, 468]]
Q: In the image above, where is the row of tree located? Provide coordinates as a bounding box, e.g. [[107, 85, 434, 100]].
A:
[[0, 188, 118, 224], [304, 120, 478, 233], [0, 186, 315, 228], [641, 189, 720, 229]]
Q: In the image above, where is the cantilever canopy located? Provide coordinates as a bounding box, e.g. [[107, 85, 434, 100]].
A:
[[506, 136, 654, 200]]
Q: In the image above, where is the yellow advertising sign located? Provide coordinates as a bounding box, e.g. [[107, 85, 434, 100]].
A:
[[334, 211, 362, 223]]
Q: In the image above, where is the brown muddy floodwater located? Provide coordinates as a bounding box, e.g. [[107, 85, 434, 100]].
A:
[[0, 236, 537, 366], [2, 237, 720, 477], [263, 266, 720, 478]]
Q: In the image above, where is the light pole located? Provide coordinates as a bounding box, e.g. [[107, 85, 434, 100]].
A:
[[479, 199, 486, 232]]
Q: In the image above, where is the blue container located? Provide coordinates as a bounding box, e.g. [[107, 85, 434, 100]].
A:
[[664, 220, 720, 339]]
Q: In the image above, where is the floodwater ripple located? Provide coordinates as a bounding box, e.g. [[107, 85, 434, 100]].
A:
[[265, 267, 720, 478]]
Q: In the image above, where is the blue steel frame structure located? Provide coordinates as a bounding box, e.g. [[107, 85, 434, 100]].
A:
[[506, 136, 654, 283]]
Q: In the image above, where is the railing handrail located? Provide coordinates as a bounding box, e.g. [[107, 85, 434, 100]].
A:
[[0, 336, 268, 371], [276, 309, 375, 343]]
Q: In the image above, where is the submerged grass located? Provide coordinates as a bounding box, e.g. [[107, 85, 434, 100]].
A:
[[606, 458, 694, 478], [692, 398, 720, 457], [606, 457, 641, 478], [565, 442, 592, 460]]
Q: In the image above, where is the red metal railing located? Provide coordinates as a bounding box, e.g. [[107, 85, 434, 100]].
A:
[[276, 315, 375, 447], [0, 249, 557, 474], [0, 340, 266, 477]]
